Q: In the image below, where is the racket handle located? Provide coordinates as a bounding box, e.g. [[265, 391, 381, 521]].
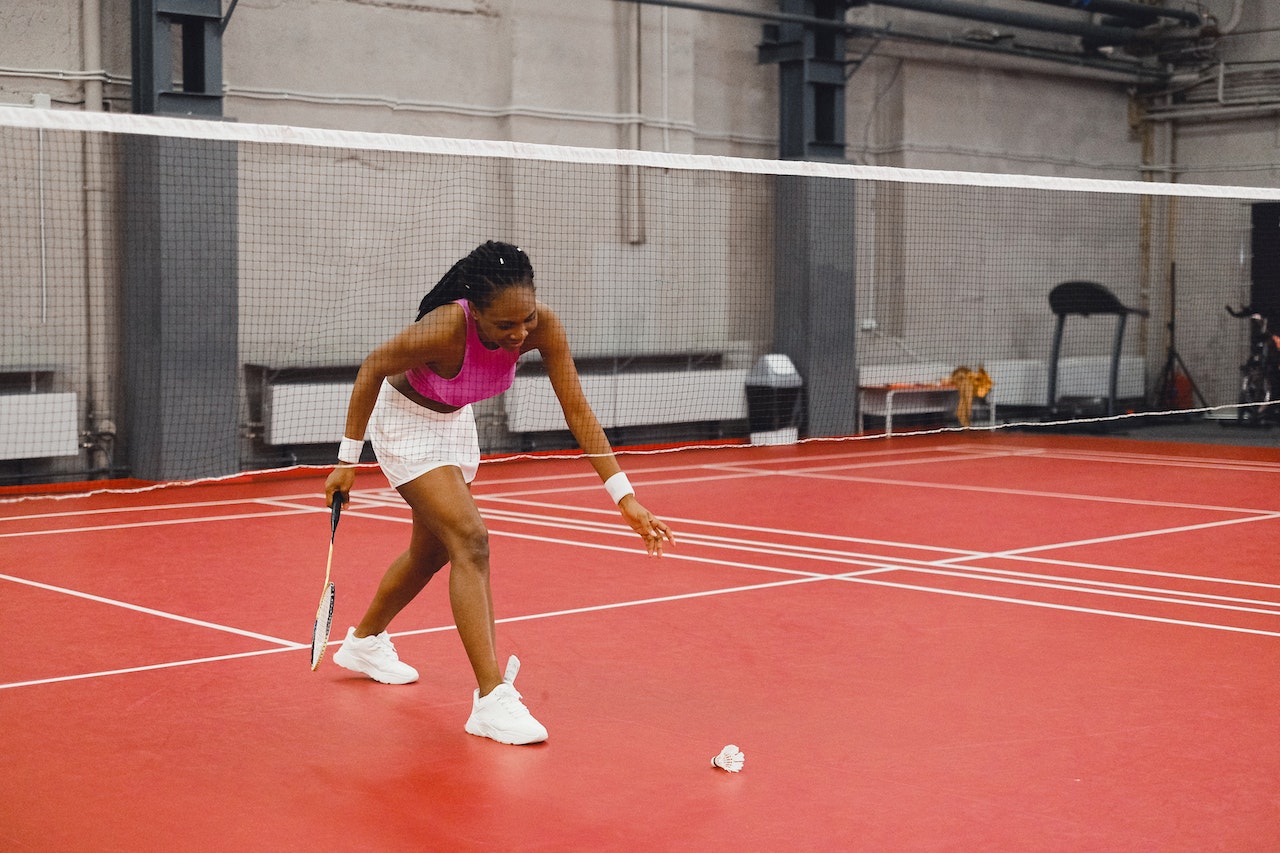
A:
[[330, 491, 347, 537]]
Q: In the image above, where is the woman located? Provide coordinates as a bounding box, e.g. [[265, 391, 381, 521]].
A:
[[324, 240, 674, 745]]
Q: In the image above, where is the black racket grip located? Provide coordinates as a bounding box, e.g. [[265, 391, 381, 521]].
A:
[[330, 490, 347, 540]]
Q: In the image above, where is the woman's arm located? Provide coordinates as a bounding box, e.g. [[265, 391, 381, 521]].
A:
[[324, 305, 463, 504], [533, 303, 674, 556]]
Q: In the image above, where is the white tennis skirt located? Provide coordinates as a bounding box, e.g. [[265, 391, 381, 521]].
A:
[[367, 379, 480, 486]]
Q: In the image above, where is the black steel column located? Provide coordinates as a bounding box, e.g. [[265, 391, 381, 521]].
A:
[[758, 0, 847, 161], [132, 0, 225, 117], [774, 176, 858, 437], [122, 136, 240, 479]]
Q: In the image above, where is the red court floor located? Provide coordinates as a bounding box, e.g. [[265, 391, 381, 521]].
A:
[[2, 432, 1278, 851]]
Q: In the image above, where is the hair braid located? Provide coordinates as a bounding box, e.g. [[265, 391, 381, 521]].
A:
[[416, 241, 534, 321]]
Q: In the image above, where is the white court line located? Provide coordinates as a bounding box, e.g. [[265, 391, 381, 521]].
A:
[[471, 500, 1280, 624], [940, 441, 1280, 472], [0, 569, 888, 691], [8, 440, 1265, 528], [834, 572, 1280, 639], [0, 507, 317, 538], [0, 494, 316, 523], [994, 446, 1280, 473], [435, 498, 1280, 621], [482, 493, 985, 553], [944, 511, 1280, 559], [477, 450, 1280, 517], [860, 564, 1280, 618], [3, 509, 1272, 692], [468, 449, 1021, 503], [5, 444, 1277, 690], [475, 506, 1280, 614], [0, 647, 296, 691], [973, 551, 1280, 593], [0, 572, 303, 648], [782, 469, 1280, 516], [477, 494, 1280, 594], [12, 484, 1263, 613], [396, 573, 849, 639], [0, 495, 395, 539]]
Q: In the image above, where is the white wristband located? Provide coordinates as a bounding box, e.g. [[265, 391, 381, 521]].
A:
[[604, 472, 634, 504], [337, 437, 365, 464]]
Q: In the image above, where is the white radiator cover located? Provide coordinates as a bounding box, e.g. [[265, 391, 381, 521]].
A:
[[260, 359, 1138, 442], [506, 369, 750, 433], [1055, 355, 1144, 400], [0, 392, 79, 459], [263, 382, 354, 445]]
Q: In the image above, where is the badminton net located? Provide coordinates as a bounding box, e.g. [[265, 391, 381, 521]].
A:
[[2, 105, 1278, 490]]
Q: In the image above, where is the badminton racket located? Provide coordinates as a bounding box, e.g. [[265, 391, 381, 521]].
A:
[[310, 491, 347, 671]]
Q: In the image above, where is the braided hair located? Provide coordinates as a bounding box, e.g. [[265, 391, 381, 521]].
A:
[[416, 241, 535, 321]]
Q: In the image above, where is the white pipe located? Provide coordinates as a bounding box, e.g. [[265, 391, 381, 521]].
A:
[[1218, 0, 1243, 35], [37, 129, 47, 323], [627, 3, 646, 244], [82, 0, 114, 466], [661, 6, 670, 153], [631, 3, 643, 151], [82, 0, 102, 112]]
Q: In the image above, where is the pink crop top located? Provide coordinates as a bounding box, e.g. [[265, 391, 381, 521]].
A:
[[404, 299, 521, 407]]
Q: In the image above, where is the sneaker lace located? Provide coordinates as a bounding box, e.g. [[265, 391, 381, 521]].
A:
[[493, 685, 531, 718], [370, 633, 397, 658]]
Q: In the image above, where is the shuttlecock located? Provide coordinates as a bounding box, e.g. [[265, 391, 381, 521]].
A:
[[711, 744, 745, 773]]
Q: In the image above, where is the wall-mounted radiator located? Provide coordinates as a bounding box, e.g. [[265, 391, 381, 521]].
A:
[[505, 368, 750, 433], [0, 391, 79, 460]]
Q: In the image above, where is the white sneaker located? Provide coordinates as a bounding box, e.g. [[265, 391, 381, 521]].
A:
[[464, 658, 547, 744], [332, 628, 419, 685]]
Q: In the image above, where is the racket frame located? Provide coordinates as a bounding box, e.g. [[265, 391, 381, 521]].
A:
[[309, 492, 347, 671]]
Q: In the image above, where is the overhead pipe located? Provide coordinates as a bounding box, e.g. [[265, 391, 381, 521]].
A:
[[1015, 0, 1201, 28], [614, 0, 1168, 80], [854, 0, 1143, 45], [615, 0, 857, 32], [619, 0, 1138, 43], [885, 25, 1166, 80]]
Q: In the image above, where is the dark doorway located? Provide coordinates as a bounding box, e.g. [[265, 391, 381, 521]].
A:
[[1250, 203, 1280, 322]]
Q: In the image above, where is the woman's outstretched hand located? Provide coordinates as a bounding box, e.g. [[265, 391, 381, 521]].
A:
[[619, 496, 675, 557]]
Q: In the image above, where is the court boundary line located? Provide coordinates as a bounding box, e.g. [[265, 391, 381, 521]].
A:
[[730, 466, 1280, 516], [476, 494, 1280, 592], [8, 537, 1278, 693], [7, 442, 1279, 693], [471, 502, 1280, 605], [472, 506, 1280, 615], [0, 570, 874, 691], [8, 440, 1276, 532], [0, 572, 304, 647], [6, 489, 1275, 654], [834, 572, 1280, 639]]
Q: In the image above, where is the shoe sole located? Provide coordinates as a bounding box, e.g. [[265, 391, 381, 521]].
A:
[[464, 719, 547, 745], [332, 649, 419, 685]]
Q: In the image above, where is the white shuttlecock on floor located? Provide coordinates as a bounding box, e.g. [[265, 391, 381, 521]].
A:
[[711, 744, 745, 772]]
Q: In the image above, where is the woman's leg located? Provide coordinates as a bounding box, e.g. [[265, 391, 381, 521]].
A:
[[393, 465, 504, 696], [353, 524, 449, 639]]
